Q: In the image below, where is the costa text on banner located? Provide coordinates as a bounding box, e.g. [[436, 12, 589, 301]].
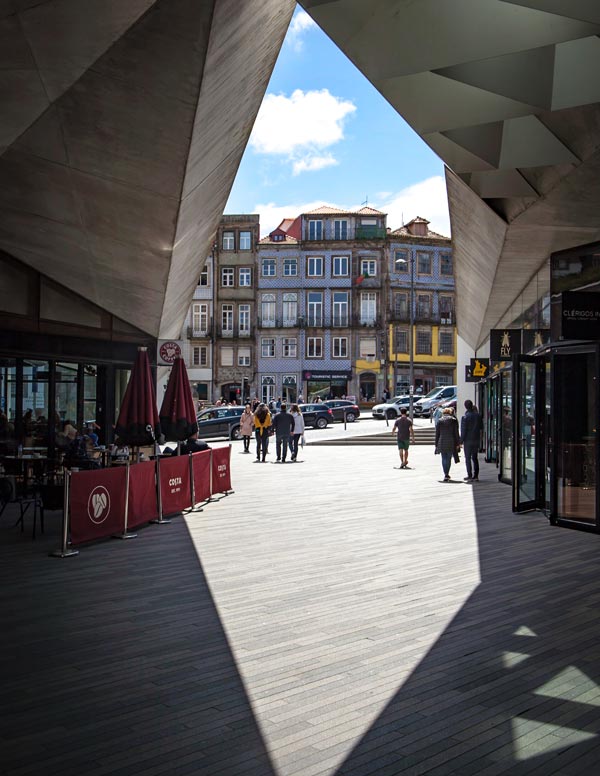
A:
[[69, 467, 127, 545], [191, 451, 211, 504], [211, 446, 232, 494], [158, 454, 192, 516], [128, 460, 159, 528]]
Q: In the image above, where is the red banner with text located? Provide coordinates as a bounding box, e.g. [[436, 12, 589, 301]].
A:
[[191, 450, 211, 504], [211, 446, 232, 494], [158, 454, 192, 516], [69, 467, 127, 544], [128, 460, 159, 528]]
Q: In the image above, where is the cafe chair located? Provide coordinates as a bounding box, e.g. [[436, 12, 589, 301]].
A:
[[1, 458, 44, 539]]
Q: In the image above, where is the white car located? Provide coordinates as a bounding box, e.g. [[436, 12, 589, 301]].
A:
[[372, 395, 412, 420], [413, 385, 457, 417]]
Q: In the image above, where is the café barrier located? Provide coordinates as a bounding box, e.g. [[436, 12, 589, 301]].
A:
[[51, 447, 231, 556]]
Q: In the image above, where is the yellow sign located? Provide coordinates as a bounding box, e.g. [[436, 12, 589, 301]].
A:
[[470, 358, 490, 379]]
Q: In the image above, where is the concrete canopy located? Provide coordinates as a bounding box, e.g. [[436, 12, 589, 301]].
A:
[[300, 0, 600, 348], [0, 0, 295, 339]]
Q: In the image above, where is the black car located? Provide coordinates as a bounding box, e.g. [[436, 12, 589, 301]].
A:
[[299, 403, 333, 429], [196, 406, 244, 440], [322, 399, 360, 422]]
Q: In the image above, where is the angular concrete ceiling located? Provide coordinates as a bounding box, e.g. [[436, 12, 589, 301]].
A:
[[0, 0, 295, 338], [300, 0, 600, 348]]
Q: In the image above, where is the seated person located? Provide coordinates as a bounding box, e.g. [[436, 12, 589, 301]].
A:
[[110, 438, 130, 463], [181, 433, 210, 454], [85, 423, 99, 447], [64, 432, 101, 469]]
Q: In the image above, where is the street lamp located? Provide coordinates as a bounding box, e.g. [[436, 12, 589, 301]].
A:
[[395, 255, 415, 421]]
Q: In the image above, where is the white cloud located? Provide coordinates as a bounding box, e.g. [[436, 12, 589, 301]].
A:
[[292, 154, 338, 175], [285, 9, 316, 53], [376, 176, 451, 236], [253, 176, 451, 238], [249, 88, 356, 175]]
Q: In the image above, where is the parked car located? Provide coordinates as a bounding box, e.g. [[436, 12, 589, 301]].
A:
[[196, 406, 244, 440], [299, 403, 333, 428], [323, 399, 360, 422], [372, 395, 412, 420], [413, 385, 457, 417]]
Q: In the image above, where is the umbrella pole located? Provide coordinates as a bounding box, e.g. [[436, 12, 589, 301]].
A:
[[151, 450, 171, 524], [113, 462, 137, 539]]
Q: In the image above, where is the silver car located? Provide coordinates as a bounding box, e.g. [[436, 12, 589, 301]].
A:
[[372, 395, 412, 420]]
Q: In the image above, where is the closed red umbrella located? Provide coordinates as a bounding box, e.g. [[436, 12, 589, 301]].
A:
[[115, 347, 161, 446], [159, 356, 198, 442]]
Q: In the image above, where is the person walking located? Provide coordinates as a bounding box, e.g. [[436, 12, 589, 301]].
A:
[[239, 403, 254, 453], [435, 407, 461, 481], [460, 399, 483, 481], [253, 403, 271, 462], [391, 408, 415, 469], [289, 404, 305, 462], [271, 402, 294, 462]]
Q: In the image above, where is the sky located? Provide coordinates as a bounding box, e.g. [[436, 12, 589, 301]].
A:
[[225, 6, 450, 238]]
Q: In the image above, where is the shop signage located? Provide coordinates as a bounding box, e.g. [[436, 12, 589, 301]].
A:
[[490, 329, 522, 361], [302, 370, 352, 380], [561, 291, 600, 340], [467, 358, 489, 381], [522, 328, 550, 352], [158, 340, 183, 365]]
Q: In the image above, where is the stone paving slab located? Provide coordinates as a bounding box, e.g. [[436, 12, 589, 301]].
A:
[[1, 443, 600, 775]]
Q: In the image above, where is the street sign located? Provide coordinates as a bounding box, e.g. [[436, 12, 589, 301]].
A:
[[490, 329, 521, 361], [470, 357, 489, 379]]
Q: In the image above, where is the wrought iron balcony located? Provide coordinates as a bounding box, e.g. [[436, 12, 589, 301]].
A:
[[187, 323, 213, 338], [355, 226, 386, 240]]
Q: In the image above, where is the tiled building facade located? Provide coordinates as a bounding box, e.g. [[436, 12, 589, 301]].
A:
[[175, 210, 456, 406]]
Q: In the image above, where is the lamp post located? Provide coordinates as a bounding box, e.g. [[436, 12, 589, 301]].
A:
[[395, 255, 415, 421]]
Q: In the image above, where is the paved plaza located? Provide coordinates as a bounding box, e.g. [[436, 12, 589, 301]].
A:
[[2, 442, 600, 775]]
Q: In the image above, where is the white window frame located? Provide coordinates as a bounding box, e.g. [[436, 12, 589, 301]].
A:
[[332, 291, 349, 327], [239, 267, 252, 287], [221, 267, 234, 287], [282, 293, 298, 326], [239, 304, 250, 335], [334, 219, 348, 240], [360, 292, 377, 325], [332, 336, 348, 358], [261, 376, 275, 405], [360, 258, 377, 277], [261, 293, 276, 327], [192, 303, 208, 334], [238, 346, 251, 366], [220, 346, 234, 366], [222, 231, 234, 250], [308, 220, 323, 240], [282, 337, 297, 358], [283, 257, 298, 276], [307, 292, 323, 327], [239, 231, 252, 250], [261, 338, 275, 358], [307, 256, 323, 277], [222, 304, 233, 333], [306, 337, 323, 358], [262, 258, 276, 277], [199, 265, 210, 286], [332, 256, 349, 276]]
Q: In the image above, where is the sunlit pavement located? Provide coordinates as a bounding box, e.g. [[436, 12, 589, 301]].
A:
[[2, 446, 600, 775]]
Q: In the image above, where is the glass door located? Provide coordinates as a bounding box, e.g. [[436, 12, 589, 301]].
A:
[[485, 376, 499, 463], [552, 348, 598, 528], [499, 369, 512, 484], [513, 355, 545, 512]]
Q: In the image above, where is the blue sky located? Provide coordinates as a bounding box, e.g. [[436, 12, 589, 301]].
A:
[[225, 7, 449, 238]]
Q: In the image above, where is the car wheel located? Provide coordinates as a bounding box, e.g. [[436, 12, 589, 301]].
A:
[[345, 412, 356, 423], [230, 425, 241, 440], [386, 409, 396, 419], [315, 417, 328, 429]]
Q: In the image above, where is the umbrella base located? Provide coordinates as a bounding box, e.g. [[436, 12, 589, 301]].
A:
[[150, 518, 171, 524], [112, 531, 137, 540]]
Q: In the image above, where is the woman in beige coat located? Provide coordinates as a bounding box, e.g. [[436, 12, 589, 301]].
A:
[[239, 403, 254, 453]]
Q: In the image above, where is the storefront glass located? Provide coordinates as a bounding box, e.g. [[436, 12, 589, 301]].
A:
[[500, 370, 512, 484], [516, 360, 536, 505], [22, 360, 50, 448], [0, 359, 17, 451]]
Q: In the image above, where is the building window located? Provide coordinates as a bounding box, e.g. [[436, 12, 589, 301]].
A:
[[221, 346, 234, 366], [440, 252, 453, 276], [332, 291, 349, 326], [239, 267, 252, 286], [238, 346, 251, 366], [222, 231, 234, 250], [395, 329, 408, 353], [239, 231, 252, 250], [416, 327, 432, 355], [307, 292, 323, 326], [439, 295, 454, 324], [283, 257, 297, 276], [394, 250, 408, 272], [283, 337, 297, 357], [393, 292, 408, 319], [261, 293, 276, 326], [192, 303, 208, 334], [261, 338, 275, 358], [307, 256, 323, 277], [417, 251, 432, 275], [262, 258, 276, 277], [199, 265, 210, 286], [360, 258, 376, 277], [306, 337, 323, 358], [192, 346, 200, 366], [332, 336, 348, 358], [360, 292, 377, 324], [417, 294, 431, 319], [221, 304, 233, 333], [308, 220, 323, 240], [436, 375, 452, 386], [221, 267, 234, 287], [334, 219, 348, 240], [333, 256, 348, 276], [438, 330, 454, 355], [282, 293, 297, 326], [193, 346, 208, 366], [239, 304, 250, 335], [359, 337, 376, 358], [261, 376, 275, 404]]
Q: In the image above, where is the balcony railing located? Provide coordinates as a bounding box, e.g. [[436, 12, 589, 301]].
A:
[[215, 323, 252, 338], [386, 309, 455, 324], [355, 226, 386, 240], [187, 322, 213, 338]]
